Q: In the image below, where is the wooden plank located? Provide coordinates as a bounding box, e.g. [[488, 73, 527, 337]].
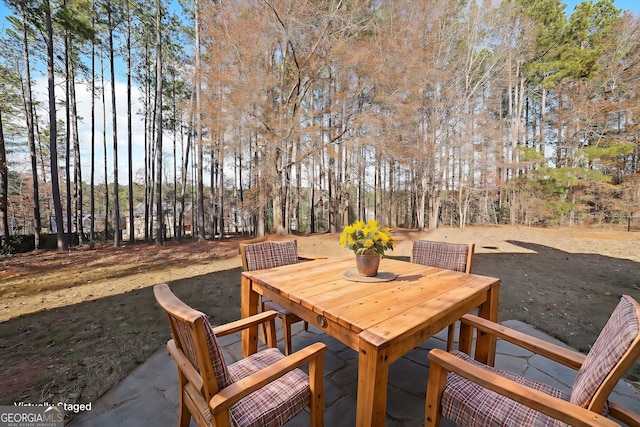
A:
[[258, 284, 361, 350], [326, 269, 478, 332], [363, 279, 499, 361], [345, 270, 473, 322], [254, 258, 355, 299], [366, 278, 496, 339], [298, 259, 429, 309]]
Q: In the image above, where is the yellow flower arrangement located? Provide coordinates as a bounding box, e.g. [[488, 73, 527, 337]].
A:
[[339, 219, 396, 256]]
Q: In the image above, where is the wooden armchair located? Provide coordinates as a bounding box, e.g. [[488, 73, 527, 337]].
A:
[[411, 240, 476, 349], [425, 295, 640, 427], [239, 240, 312, 355], [153, 283, 326, 427]]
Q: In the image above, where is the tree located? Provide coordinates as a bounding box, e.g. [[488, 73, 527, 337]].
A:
[[154, 0, 163, 244], [44, 0, 67, 250], [106, 0, 121, 246], [0, 65, 14, 245], [16, 7, 43, 248], [518, 0, 567, 157], [89, 0, 97, 246], [125, 0, 134, 242]]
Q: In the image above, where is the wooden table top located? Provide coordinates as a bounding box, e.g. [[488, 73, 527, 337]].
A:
[[242, 255, 501, 348]]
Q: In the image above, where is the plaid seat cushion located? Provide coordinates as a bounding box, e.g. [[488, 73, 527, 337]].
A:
[[412, 241, 469, 272], [227, 348, 310, 427], [570, 296, 639, 408], [244, 241, 299, 271], [442, 351, 569, 427]]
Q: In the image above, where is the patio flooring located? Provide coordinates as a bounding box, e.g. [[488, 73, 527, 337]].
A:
[[68, 321, 640, 426]]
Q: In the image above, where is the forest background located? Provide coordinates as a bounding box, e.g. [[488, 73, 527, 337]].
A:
[[1, 0, 640, 253]]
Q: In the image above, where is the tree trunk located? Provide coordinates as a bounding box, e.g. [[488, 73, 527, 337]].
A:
[[418, 175, 427, 230], [155, 0, 163, 245], [70, 63, 83, 245], [64, 26, 73, 244], [101, 51, 109, 241], [21, 8, 41, 249], [178, 93, 194, 240], [45, 1, 67, 251], [127, 12, 134, 242], [194, 0, 205, 240], [217, 144, 224, 237], [108, 6, 121, 246], [143, 42, 150, 241], [90, 14, 96, 247], [273, 170, 285, 234], [269, 133, 284, 235], [172, 71, 177, 240], [0, 108, 9, 247]]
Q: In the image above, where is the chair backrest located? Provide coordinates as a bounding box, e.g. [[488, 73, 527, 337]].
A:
[[153, 283, 232, 401], [570, 295, 640, 413], [240, 240, 299, 271], [411, 240, 475, 273]]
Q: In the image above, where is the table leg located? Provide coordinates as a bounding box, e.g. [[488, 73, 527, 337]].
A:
[[458, 321, 473, 355], [356, 337, 390, 427], [474, 283, 500, 366], [241, 275, 259, 357]]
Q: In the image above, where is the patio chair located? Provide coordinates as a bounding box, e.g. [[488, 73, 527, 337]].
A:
[[411, 240, 475, 274], [239, 240, 311, 355], [154, 283, 326, 427], [424, 295, 640, 427], [411, 240, 476, 349]]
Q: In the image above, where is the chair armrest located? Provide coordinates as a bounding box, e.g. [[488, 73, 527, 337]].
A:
[[428, 349, 619, 427], [461, 314, 585, 370], [607, 401, 640, 427], [167, 339, 204, 392], [212, 311, 278, 337], [209, 342, 327, 414]]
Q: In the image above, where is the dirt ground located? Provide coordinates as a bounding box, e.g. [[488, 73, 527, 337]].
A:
[[1, 224, 639, 413]]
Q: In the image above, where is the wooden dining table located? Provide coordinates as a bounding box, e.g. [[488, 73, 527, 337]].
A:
[[241, 255, 501, 427]]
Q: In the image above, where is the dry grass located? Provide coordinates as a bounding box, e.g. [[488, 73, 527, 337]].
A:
[[0, 239, 243, 413]]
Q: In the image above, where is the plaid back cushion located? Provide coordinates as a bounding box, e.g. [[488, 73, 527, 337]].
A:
[[171, 318, 200, 369], [570, 296, 639, 407], [412, 240, 470, 273], [169, 312, 232, 390], [243, 241, 299, 271], [202, 316, 233, 389]]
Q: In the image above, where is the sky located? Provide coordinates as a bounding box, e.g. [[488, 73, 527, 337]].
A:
[[564, 0, 640, 14], [0, 0, 639, 184]]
